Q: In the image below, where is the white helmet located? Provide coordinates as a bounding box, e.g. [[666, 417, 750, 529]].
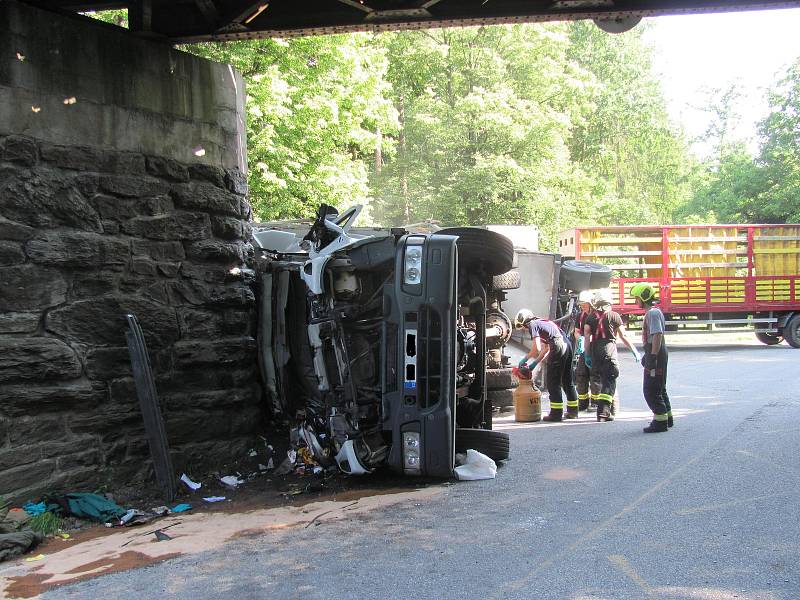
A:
[[514, 309, 534, 329], [592, 288, 613, 309], [577, 290, 594, 304]]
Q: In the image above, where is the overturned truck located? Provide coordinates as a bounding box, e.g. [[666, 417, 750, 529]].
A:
[[254, 205, 517, 477]]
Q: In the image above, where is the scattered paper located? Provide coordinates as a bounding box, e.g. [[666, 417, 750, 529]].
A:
[[220, 475, 244, 488], [202, 496, 226, 503], [180, 473, 202, 491]]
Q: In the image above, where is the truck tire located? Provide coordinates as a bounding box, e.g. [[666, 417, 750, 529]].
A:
[[438, 227, 514, 277], [487, 388, 515, 408], [455, 428, 510, 462], [559, 260, 612, 291], [755, 331, 783, 345], [492, 269, 521, 290], [486, 368, 518, 390], [783, 314, 800, 348]]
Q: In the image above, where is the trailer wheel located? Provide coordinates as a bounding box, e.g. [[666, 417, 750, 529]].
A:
[[492, 269, 521, 290], [438, 227, 514, 276], [488, 388, 515, 408], [455, 428, 510, 462], [783, 314, 800, 348], [755, 331, 783, 345], [559, 260, 612, 291], [486, 368, 518, 390]]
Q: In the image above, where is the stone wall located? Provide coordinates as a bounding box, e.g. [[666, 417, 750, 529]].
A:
[[0, 2, 262, 502]]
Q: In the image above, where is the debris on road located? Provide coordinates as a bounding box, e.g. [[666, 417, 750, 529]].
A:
[[153, 530, 172, 542], [454, 450, 497, 481], [180, 474, 202, 491], [220, 475, 244, 489]]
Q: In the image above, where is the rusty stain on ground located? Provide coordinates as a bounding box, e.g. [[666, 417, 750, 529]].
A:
[[542, 467, 587, 481], [0, 487, 442, 599], [5, 551, 182, 599]]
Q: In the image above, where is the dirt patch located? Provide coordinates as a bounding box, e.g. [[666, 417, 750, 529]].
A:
[[0, 487, 443, 599], [5, 551, 182, 599]]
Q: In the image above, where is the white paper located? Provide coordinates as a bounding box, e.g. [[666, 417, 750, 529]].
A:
[[454, 449, 497, 481], [220, 475, 244, 488], [202, 496, 226, 503], [180, 473, 202, 490]]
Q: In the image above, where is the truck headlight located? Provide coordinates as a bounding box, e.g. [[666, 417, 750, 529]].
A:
[[402, 431, 421, 473], [404, 239, 424, 285]]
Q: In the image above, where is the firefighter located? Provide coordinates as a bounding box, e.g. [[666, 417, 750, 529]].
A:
[[586, 289, 640, 422], [573, 290, 596, 412], [630, 283, 673, 433], [515, 309, 579, 421]]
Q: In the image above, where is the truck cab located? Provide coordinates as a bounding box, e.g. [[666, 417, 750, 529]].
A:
[[254, 205, 514, 477]]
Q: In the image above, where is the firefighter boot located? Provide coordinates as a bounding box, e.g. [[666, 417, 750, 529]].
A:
[[596, 400, 614, 422], [668, 413, 674, 428], [578, 396, 590, 412], [565, 407, 579, 419], [542, 409, 563, 422], [643, 419, 668, 433]]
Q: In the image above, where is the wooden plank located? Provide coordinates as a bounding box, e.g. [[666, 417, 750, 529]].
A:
[[582, 236, 662, 244], [752, 248, 800, 254], [668, 236, 747, 242], [581, 250, 662, 257], [668, 262, 744, 269], [608, 264, 663, 270]]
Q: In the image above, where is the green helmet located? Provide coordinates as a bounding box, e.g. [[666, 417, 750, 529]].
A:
[[629, 282, 656, 303]]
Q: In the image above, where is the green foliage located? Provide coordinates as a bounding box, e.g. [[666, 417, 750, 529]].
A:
[[81, 16, 800, 232], [756, 58, 800, 222], [26, 512, 64, 537], [371, 24, 693, 249], [678, 57, 800, 224], [184, 36, 396, 222]]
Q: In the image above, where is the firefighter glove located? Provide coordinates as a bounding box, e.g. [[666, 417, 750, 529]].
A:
[[518, 357, 529, 368], [584, 353, 592, 369], [640, 353, 656, 370], [577, 337, 585, 355]]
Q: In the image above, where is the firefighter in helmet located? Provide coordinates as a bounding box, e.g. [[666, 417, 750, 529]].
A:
[[630, 283, 673, 433], [514, 309, 579, 421], [585, 289, 640, 422], [573, 290, 596, 412]]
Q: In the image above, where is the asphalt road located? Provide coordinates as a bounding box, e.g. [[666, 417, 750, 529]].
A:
[[43, 337, 800, 600]]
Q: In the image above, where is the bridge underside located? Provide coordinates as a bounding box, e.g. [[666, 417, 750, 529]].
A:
[[22, 0, 800, 42]]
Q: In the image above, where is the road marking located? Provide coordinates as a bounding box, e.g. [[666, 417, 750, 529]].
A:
[[489, 431, 746, 599], [675, 491, 788, 516], [608, 554, 656, 598]]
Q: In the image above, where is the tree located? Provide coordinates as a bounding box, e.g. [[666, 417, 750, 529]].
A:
[[567, 21, 694, 225], [186, 36, 398, 222], [756, 58, 800, 222]]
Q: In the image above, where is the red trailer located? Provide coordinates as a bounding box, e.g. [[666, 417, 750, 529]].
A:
[[558, 224, 800, 347]]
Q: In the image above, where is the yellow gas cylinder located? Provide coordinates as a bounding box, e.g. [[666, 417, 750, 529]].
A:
[[514, 380, 541, 422]]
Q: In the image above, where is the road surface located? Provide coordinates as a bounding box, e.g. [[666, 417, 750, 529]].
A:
[[14, 337, 800, 599]]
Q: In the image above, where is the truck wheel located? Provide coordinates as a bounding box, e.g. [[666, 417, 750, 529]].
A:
[[492, 269, 521, 290], [783, 314, 800, 348], [755, 331, 783, 345], [455, 428, 510, 462], [559, 260, 612, 292], [438, 227, 514, 276], [487, 388, 515, 408], [486, 368, 518, 390]]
